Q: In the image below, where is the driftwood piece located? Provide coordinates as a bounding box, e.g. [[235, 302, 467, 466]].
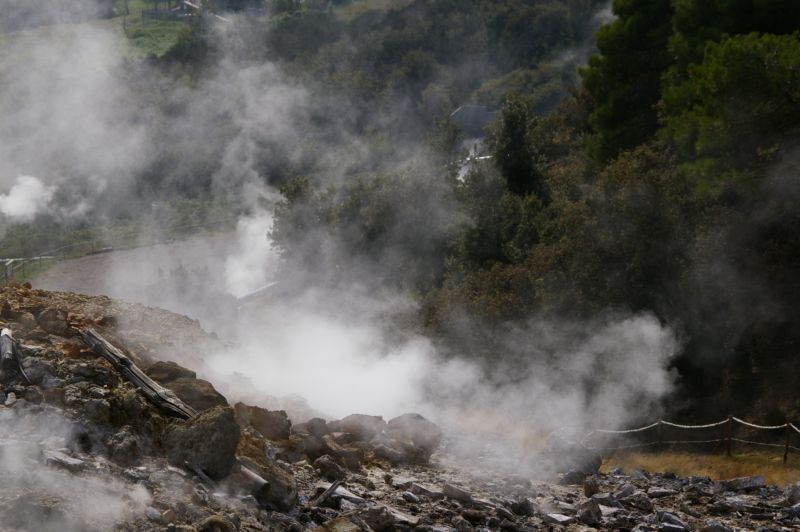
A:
[[81, 328, 197, 419]]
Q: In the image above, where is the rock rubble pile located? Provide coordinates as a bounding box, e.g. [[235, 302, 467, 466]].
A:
[[1, 283, 799, 531]]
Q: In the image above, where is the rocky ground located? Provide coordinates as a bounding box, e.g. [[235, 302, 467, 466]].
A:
[[1, 283, 800, 532]]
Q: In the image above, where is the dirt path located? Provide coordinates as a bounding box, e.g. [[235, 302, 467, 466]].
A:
[[31, 231, 235, 310]]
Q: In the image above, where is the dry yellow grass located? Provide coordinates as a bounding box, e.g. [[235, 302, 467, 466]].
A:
[[603, 450, 800, 487]]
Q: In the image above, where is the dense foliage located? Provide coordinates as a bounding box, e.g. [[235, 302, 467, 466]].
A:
[[270, 0, 800, 419]]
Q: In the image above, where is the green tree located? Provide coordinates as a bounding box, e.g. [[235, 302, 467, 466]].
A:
[[580, 0, 673, 161], [487, 94, 545, 197], [661, 33, 800, 196]]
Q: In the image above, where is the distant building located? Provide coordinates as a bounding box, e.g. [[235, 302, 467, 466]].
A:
[[450, 105, 496, 138]]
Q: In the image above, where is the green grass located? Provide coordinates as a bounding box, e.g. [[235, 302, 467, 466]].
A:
[[0, 0, 188, 63], [333, 0, 413, 21]]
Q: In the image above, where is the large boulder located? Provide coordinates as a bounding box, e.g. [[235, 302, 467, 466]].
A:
[[146, 361, 227, 412], [328, 414, 386, 441], [145, 361, 196, 382], [166, 378, 228, 411], [165, 406, 241, 479], [234, 402, 291, 441], [371, 413, 442, 464]]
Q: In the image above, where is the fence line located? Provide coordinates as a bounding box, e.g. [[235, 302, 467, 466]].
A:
[[584, 415, 800, 465], [2, 215, 239, 285]]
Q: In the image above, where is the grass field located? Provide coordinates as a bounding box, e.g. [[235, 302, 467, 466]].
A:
[[333, 0, 413, 21], [603, 450, 800, 487]]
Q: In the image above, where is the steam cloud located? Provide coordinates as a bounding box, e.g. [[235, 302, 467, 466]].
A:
[[0, 408, 150, 532], [0, 175, 56, 221], [3, 0, 681, 477]]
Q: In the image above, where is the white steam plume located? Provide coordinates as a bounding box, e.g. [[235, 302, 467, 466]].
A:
[[0, 175, 56, 221]]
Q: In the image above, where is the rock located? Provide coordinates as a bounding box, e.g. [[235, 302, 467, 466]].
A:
[[4, 392, 16, 407], [84, 398, 111, 423], [314, 454, 346, 481], [591, 493, 621, 508], [443, 483, 473, 503], [328, 414, 387, 441], [238, 454, 297, 511], [461, 509, 486, 524], [315, 516, 361, 532], [451, 515, 473, 532], [42, 449, 84, 471], [647, 487, 678, 498], [294, 417, 329, 438], [718, 475, 766, 491], [161, 508, 177, 524], [402, 491, 420, 503], [322, 433, 362, 470], [197, 515, 237, 532], [623, 491, 653, 512], [615, 483, 636, 498], [657, 511, 689, 531], [542, 513, 575, 525], [106, 426, 142, 466], [701, 520, 734, 532], [373, 443, 407, 464], [167, 377, 228, 412], [509, 498, 535, 517], [357, 506, 397, 531], [145, 360, 196, 382], [583, 476, 600, 497], [381, 413, 442, 459], [786, 482, 800, 505], [235, 403, 291, 441], [36, 308, 71, 336], [410, 483, 445, 500], [145, 506, 161, 523], [578, 500, 602, 526], [166, 406, 241, 479]]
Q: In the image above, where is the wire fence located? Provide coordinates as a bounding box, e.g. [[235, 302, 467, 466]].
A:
[[584, 416, 800, 465]]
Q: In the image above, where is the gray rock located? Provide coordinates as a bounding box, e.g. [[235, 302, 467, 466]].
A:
[[145, 506, 161, 523], [451, 515, 474, 532], [718, 475, 766, 491], [358, 506, 397, 532], [165, 405, 241, 479], [591, 492, 621, 508], [622, 491, 653, 512], [647, 487, 678, 498], [700, 519, 734, 532], [443, 483, 473, 503], [410, 483, 445, 500], [657, 511, 689, 531], [578, 500, 602, 526], [509, 498, 535, 517], [542, 513, 575, 525], [402, 491, 420, 503], [314, 454, 346, 481], [329, 414, 386, 441], [42, 449, 84, 472], [106, 426, 141, 466], [382, 413, 442, 459], [786, 482, 800, 505]]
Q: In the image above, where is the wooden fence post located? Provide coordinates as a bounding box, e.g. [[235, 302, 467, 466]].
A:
[[725, 416, 733, 457], [784, 419, 791, 466]]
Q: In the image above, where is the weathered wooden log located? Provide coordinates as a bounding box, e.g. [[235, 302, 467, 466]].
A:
[[81, 328, 197, 420]]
